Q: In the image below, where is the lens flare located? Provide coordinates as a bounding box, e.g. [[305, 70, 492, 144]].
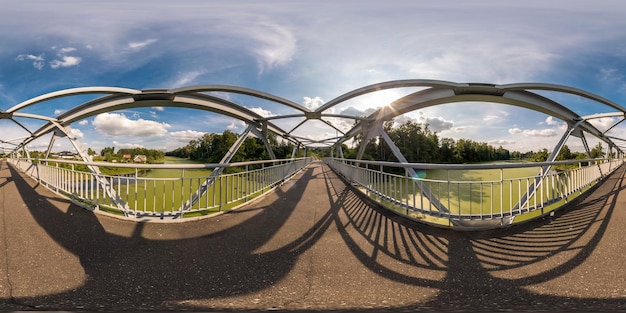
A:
[[412, 170, 427, 179]]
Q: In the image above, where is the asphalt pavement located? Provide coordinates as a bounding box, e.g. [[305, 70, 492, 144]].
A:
[[1, 160, 626, 312]]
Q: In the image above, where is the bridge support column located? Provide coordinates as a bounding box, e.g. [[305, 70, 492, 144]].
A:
[[179, 124, 263, 213], [51, 123, 131, 215], [251, 121, 277, 160], [515, 120, 584, 212], [376, 123, 449, 215]]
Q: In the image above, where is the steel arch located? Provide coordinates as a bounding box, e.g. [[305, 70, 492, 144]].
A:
[[3, 80, 626, 154]]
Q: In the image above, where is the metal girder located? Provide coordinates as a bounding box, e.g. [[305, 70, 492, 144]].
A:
[[4, 80, 626, 156], [339, 85, 620, 155], [316, 79, 467, 113], [7, 86, 141, 113], [52, 122, 131, 215], [250, 122, 277, 160], [582, 112, 626, 135], [168, 84, 311, 113], [20, 92, 297, 153], [498, 82, 626, 113], [178, 124, 257, 212], [514, 120, 586, 212], [376, 124, 449, 215]]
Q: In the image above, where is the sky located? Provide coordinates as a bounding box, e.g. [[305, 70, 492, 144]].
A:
[[2, 0, 626, 155]]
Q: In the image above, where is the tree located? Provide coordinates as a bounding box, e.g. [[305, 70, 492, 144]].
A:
[[591, 142, 604, 158], [100, 146, 114, 157], [556, 145, 572, 161]]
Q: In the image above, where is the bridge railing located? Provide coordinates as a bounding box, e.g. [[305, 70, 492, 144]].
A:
[[324, 157, 623, 229], [9, 157, 313, 220]]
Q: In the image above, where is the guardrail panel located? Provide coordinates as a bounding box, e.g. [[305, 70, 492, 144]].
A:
[[324, 157, 623, 229]]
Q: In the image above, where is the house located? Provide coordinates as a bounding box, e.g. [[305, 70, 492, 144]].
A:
[[133, 154, 147, 163], [57, 151, 76, 159], [122, 154, 131, 160]]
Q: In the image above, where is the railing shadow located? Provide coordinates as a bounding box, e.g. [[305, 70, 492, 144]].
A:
[[325, 163, 626, 311], [3, 161, 335, 310], [3, 159, 626, 311]]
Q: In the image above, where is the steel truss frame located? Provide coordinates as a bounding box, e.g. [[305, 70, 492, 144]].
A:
[[3, 80, 626, 219]]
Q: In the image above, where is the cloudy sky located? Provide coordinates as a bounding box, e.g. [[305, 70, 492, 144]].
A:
[[2, 0, 626, 154]]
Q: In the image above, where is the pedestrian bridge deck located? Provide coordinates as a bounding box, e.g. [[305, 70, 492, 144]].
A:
[[1, 160, 625, 311]]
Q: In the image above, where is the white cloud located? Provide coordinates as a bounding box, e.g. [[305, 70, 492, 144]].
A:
[[128, 38, 157, 49], [303, 96, 324, 110], [16, 54, 45, 70], [172, 70, 204, 88], [339, 106, 378, 118], [153, 106, 164, 111], [170, 130, 206, 143], [49, 46, 82, 69], [54, 109, 65, 115], [68, 127, 84, 139], [93, 112, 170, 137], [488, 139, 516, 146], [545, 116, 562, 126], [599, 68, 624, 84], [483, 115, 500, 122], [588, 117, 619, 132], [234, 21, 297, 73], [227, 120, 246, 130], [57, 47, 77, 54], [248, 107, 273, 117], [50, 56, 81, 69], [78, 120, 89, 126], [509, 127, 557, 137], [418, 115, 454, 133], [113, 141, 144, 149]]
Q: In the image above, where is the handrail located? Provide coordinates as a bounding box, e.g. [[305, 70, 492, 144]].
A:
[[20, 157, 311, 169], [324, 157, 624, 230], [330, 157, 615, 171], [8, 157, 314, 221]]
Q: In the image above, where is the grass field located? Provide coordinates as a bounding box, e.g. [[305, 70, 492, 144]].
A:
[[64, 157, 284, 217], [355, 164, 598, 227]]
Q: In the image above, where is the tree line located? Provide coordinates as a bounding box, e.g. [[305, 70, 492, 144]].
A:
[[166, 130, 296, 163], [16, 120, 608, 166], [335, 120, 605, 163], [98, 147, 165, 163]]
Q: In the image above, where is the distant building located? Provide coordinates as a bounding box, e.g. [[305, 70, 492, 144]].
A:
[[123, 154, 131, 160], [57, 151, 75, 159], [133, 154, 147, 163]]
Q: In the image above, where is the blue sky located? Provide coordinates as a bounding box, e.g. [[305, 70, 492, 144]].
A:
[[2, 0, 626, 154]]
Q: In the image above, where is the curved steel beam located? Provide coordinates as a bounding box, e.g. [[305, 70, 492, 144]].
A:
[[24, 91, 298, 150], [5, 81, 626, 155], [168, 84, 311, 113], [498, 82, 626, 113], [316, 79, 468, 113], [7, 86, 141, 113], [340, 86, 617, 151]]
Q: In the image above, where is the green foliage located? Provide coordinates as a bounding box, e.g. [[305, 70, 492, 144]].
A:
[[591, 142, 604, 158], [99, 146, 164, 163], [345, 119, 602, 164], [350, 119, 512, 163], [166, 130, 295, 164]]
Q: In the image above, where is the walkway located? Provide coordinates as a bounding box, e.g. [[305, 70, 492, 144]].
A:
[[1, 160, 626, 311]]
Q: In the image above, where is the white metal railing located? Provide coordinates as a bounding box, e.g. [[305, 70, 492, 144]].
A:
[[324, 157, 623, 229], [9, 157, 313, 219]]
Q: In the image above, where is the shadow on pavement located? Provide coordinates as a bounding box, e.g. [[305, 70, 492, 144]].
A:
[[326, 163, 626, 311], [3, 163, 336, 310], [1, 160, 626, 312]]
